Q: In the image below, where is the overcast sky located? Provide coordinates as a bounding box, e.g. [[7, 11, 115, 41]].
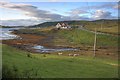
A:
[[0, 0, 119, 26]]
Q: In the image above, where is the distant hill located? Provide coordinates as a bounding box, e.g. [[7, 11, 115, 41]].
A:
[[1, 19, 118, 28], [0, 25, 14, 28], [28, 19, 118, 35], [28, 20, 90, 28], [29, 19, 118, 28], [0, 25, 25, 28]]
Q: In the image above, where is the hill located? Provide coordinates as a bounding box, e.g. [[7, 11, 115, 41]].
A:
[[29, 19, 118, 35], [29, 19, 118, 28], [0, 25, 24, 28]]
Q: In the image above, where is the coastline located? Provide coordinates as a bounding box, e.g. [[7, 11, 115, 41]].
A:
[[1, 29, 118, 59]]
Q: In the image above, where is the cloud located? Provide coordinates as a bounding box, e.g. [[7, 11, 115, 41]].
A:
[[92, 10, 117, 19], [0, 2, 64, 21], [0, 1, 91, 26], [49, 0, 60, 2], [0, 1, 89, 21], [0, 19, 44, 26], [113, 4, 120, 9], [65, 8, 90, 20], [66, 9, 88, 16], [90, 4, 114, 9], [0, 2, 118, 26], [82, 3, 120, 10]]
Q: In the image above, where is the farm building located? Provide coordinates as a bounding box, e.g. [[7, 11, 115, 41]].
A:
[[56, 23, 71, 29]]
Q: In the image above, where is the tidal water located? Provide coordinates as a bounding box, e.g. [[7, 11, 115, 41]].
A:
[[0, 28, 19, 40], [33, 45, 78, 53], [0, 28, 78, 53]]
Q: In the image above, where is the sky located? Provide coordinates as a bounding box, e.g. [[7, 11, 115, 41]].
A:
[[0, 0, 119, 26]]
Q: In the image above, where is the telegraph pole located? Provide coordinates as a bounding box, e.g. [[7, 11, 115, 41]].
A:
[[93, 28, 97, 58], [101, 21, 103, 30], [101, 19, 104, 30]]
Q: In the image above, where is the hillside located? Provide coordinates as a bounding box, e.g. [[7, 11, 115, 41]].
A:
[[29, 20, 89, 28], [29, 19, 118, 27], [2, 44, 118, 78], [29, 19, 118, 35]]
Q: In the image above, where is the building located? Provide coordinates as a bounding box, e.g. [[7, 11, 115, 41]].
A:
[[56, 23, 71, 29]]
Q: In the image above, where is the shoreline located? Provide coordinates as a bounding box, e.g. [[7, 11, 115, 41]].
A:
[[2, 29, 118, 59]]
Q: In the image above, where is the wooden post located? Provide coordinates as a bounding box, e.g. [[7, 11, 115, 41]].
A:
[[101, 22, 103, 30], [93, 28, 97, 58], [101, 20, 104, 30]]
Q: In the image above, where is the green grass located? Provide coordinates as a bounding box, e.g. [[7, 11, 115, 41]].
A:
[[84, 20, 118, 35], [2, 44, 118, 78], [16, 28, 118, 47], [54, 29, 118, 47]]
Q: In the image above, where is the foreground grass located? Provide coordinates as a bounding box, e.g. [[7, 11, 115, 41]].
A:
[[2, 44, 118, 78]]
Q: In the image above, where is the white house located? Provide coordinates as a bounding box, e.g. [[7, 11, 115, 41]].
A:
[[56, 23, 71, 29]]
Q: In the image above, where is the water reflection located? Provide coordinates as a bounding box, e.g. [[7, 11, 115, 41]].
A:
[[33, 45, 78, 53], [0, 28, 19, 40]]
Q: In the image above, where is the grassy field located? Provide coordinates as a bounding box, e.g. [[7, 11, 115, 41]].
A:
[[54, 29, 118, 47], [83, 20, 118, 35], [14, 28, 118, 47], [10, 28, 118, 59], [2, 44, 118, 78]]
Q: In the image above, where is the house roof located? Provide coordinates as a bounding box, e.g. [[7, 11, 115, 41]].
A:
[[56, 23, 68, 27]]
